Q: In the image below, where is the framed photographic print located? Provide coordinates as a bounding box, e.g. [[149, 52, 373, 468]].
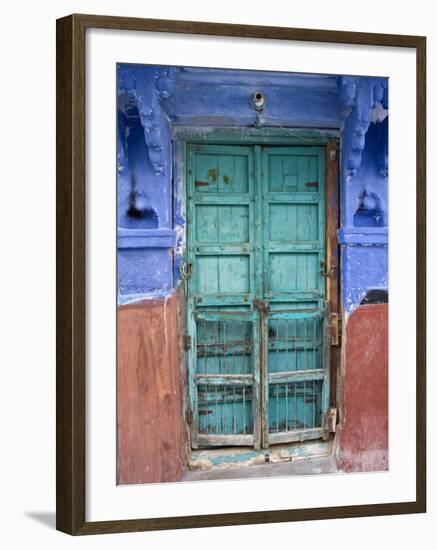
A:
[[56, 14, 426, 535]]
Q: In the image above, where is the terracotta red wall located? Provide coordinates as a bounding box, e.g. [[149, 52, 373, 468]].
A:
[[336, 303, 388, 472], [117, 294, 185, 485]]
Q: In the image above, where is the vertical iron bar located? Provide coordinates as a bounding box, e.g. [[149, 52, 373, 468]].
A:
[[232, 321, 236, 374], [215, 322, 219, 434], [303, 381, 306, 429], [233, 384, 236, 434], [204, 320, 207, 374], [285, 382, 289, 431], [286, 319, 289, 371], [312, 380, 316, 429], [276, 320, 279, 432], [243, 385, 246, 435], [304, 318, 307, 371], [276, 384, 279, 432], [313, 318, 316, 370], [275, 320, 279, 375], [232, 321, 236, 434], [294, 319, 297, 371], [294, 383, 297, 429], [223, 322, 226, 433], [313, 320, 316, 428], [205, 322, 209, 435]]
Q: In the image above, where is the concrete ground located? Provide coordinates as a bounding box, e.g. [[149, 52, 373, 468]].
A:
[[182, 454, 338, 482]]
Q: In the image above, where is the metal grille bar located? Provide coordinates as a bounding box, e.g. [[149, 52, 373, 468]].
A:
[[195, 318, 255, 440], [266, 312, 325, 439]]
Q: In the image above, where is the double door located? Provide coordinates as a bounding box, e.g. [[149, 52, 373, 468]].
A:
[[185, 143, 331, 449]]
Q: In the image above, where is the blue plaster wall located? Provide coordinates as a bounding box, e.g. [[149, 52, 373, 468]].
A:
[[117, 64, 388, 314], [337, 76, 388, 314]]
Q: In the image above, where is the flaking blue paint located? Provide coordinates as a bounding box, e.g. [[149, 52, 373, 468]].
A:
[[117, 64, 388, 313]]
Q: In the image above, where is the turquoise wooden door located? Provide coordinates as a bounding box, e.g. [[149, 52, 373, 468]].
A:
[[186, 144, 329, 450]]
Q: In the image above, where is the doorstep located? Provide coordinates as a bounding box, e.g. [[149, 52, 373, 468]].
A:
[[184, 438, 335, 481]]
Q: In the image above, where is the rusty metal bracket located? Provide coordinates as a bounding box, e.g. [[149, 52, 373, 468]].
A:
[[320, 260, 337, 278], [183, 334, 192, 351], [327, 407, 337, 432], [330, 313, 341, 345], [329, 148, 337, 161], [253, 298, 270, 314]]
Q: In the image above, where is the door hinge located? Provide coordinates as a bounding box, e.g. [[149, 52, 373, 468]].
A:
[[180, 262, 193, 280], [185, 408, 193, 425], [330, 312, 341, 346], [183, 334, 192, 351], [329, 149, 337, 161]]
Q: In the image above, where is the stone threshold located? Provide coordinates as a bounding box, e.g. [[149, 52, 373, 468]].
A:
[[185, 438, 335, 480]]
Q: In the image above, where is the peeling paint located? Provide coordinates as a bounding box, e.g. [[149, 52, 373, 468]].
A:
[[117, 64, 388, 318], [189, 440, 333, 471]]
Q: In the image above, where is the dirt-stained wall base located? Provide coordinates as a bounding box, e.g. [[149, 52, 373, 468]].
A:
[[335, 303, 388, 472], [117, 294, 185, 484]]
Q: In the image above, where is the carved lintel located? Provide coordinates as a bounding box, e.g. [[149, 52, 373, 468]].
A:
[[338, 77, 389, 177], [155, 67, 178, 100], [119, 67, 179, 176]]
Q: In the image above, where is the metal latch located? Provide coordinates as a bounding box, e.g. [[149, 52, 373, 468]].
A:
[[331, 313, 341, 346], [183, 334, 192, 351], [320, 261, 336, 278], [180, 262, 193, 280], [253, 298, 270, 314]]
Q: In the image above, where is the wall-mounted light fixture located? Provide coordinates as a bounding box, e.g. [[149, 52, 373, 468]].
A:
[[252, 91, 266, 127], [252, 91, 266, 111]]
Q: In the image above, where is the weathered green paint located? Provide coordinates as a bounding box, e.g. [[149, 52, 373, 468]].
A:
[[189, 439, 333, 470], [174, 125, 339, 145], [186, 141, 328, 450]]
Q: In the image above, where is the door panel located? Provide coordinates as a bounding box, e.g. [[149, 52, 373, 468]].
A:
[[263, 309, 330, 446], [194, 150, 249, 193], [187, 145, 260, 448], [195, 205, 250, 243], [267, 151, 320, 192], [187, 143, 329, 449], [195, 317, 256, 445], [269, 203, 319, 241], [261, 146, 327, 446], [195, 255, 251, 295]]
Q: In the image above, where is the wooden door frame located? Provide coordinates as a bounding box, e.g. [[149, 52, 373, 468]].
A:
[[174, 126, 340, 450]]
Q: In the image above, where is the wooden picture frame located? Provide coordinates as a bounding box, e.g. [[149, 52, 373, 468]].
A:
[[56, 13, 426, 535]]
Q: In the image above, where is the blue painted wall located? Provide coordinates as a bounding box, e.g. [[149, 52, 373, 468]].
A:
[[117, 64, 388, 314]]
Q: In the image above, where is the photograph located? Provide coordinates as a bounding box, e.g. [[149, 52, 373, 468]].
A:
[[1, 0, 429, 544], [116, 62, 389, 485]]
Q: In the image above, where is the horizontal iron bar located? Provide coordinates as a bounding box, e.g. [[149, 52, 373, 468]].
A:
[[196, 340, 322, 356], [195, 374, 254, 385], [268, 428, 325, 445], [197, 434, 254, 447], [268, 369, 325, 384]]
